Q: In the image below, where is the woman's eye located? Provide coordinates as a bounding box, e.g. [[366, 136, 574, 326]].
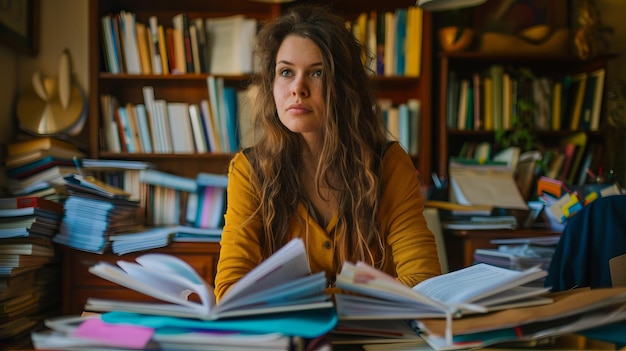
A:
[[312, 70, 322, 77], [279, 69, 292, 77]]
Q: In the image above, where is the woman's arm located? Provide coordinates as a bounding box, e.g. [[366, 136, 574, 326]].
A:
[[214, 152, 264, 302], [379, 143, 442, 287]]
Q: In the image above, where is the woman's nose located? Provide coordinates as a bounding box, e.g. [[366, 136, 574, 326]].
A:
[[291, 76, 309, 97]]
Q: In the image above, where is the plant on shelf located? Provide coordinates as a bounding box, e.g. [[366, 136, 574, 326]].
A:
[[494, 67, 538, 153]]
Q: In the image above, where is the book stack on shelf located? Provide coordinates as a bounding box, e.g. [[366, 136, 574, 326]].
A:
[[100, 11, 257, 76], [3, 137, 85, 198], [445, 65, 606, 133], [100, 77, 246, 155], [0, 196, 65, 349]]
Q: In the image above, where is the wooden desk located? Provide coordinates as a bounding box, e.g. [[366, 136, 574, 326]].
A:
[[59, 242, 220, 315], [444, 228, 560, 271]]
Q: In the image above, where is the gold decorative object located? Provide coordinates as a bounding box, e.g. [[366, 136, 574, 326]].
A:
[[574, 0, 612, 60], [438, 26, 474, 53], [476, 27, 571, 56], [16, 50, 87, 136]]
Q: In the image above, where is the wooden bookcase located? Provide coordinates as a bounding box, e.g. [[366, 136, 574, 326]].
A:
[[433, 51, 614, 183], [87, 0, 434, 183]]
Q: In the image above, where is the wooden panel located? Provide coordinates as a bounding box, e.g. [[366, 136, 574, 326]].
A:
[[60, 242, 220, 315]]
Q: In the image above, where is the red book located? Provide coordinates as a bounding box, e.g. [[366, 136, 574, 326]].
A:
[[0, 196, 64, 217]]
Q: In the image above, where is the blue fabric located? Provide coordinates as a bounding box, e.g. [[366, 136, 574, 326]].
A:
[[545, 195, 626, 291], [545, 195, 626, 346]]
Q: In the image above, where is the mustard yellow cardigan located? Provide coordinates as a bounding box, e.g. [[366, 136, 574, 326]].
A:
[[214, 142, 441, 302]]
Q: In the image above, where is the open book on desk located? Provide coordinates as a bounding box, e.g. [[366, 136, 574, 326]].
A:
[[335, 262, 550, 345], [86, 238, 333, 320]]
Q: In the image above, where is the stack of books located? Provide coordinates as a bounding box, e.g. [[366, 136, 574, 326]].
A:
[[4, 137, 84, 198], [52, 174, 141, 254], [473, 235, 561, 273], [0, 196, 65, 349], [331, 260, 626, 350], [31, 238, 336, 350]]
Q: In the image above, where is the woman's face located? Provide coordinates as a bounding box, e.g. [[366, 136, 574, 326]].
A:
[[273, 35, 326, 138]]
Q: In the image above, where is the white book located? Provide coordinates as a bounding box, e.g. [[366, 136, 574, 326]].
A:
[[139, 169, 196, 193], [154, 99, 173, 153], [188, 103, 208, 153], [85, 238, 333, 320], [148, 16, 163, 75], [166, 102, 195, 153], [141, 86, 160, 152], [119, 11, 141, 74], [200, 99, 221, 153], [205, 15, 257, 75], [589, 68, 606, 131], [407, 98, 421, 155]]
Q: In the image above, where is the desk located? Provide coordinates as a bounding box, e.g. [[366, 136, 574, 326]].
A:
[[443, 228, 560, 271]]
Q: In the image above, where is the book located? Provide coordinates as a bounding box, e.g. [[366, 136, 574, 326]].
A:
[[0, 196, 63, 213], [588, 68, 606, 131], [205, 15, 257, 75], [416, 287, 626, 351], [7, 137, 80, 157], [85, 238, 333, 319], [5, 147, 85, 169], [334, 262, 549, 321], [566, 72, 588, 130], [441, 216, 518, 230]]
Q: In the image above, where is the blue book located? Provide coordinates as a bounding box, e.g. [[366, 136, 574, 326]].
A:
[[7, 156, 74, 179]]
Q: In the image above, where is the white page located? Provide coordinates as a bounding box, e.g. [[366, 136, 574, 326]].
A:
[[449, 162, 528, 210]]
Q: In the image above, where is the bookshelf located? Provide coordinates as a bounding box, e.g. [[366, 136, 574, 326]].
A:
[[433, 51, 615, 185], [87, 0, 434, 183]]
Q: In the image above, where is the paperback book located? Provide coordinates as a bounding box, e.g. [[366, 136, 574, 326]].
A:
[[334, 262, 551, 345], [85, 238, 333, 320]]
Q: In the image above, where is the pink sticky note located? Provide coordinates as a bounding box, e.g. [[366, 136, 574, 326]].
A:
[[73, 318, 154, 349]]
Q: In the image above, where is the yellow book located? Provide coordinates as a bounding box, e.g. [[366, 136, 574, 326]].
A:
[[7, 137, 79, 157], [135, 22, 152, 75], [552, 81, 562, 131], [157, 25, 170, 75], [482, 77, 493, 131], [405, 6, 423, 77], [171, 14, 186, 74], [568, 73, 588, 130]]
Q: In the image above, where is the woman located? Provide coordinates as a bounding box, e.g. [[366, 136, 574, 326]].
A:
[[214, 5, 441, 301]]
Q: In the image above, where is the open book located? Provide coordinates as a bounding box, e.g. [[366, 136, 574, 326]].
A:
[[335, 262, 550, 345], [85, 238, 333, 320]]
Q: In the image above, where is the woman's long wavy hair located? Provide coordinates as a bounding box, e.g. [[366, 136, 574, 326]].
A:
[[248, 5, 389, 272]]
